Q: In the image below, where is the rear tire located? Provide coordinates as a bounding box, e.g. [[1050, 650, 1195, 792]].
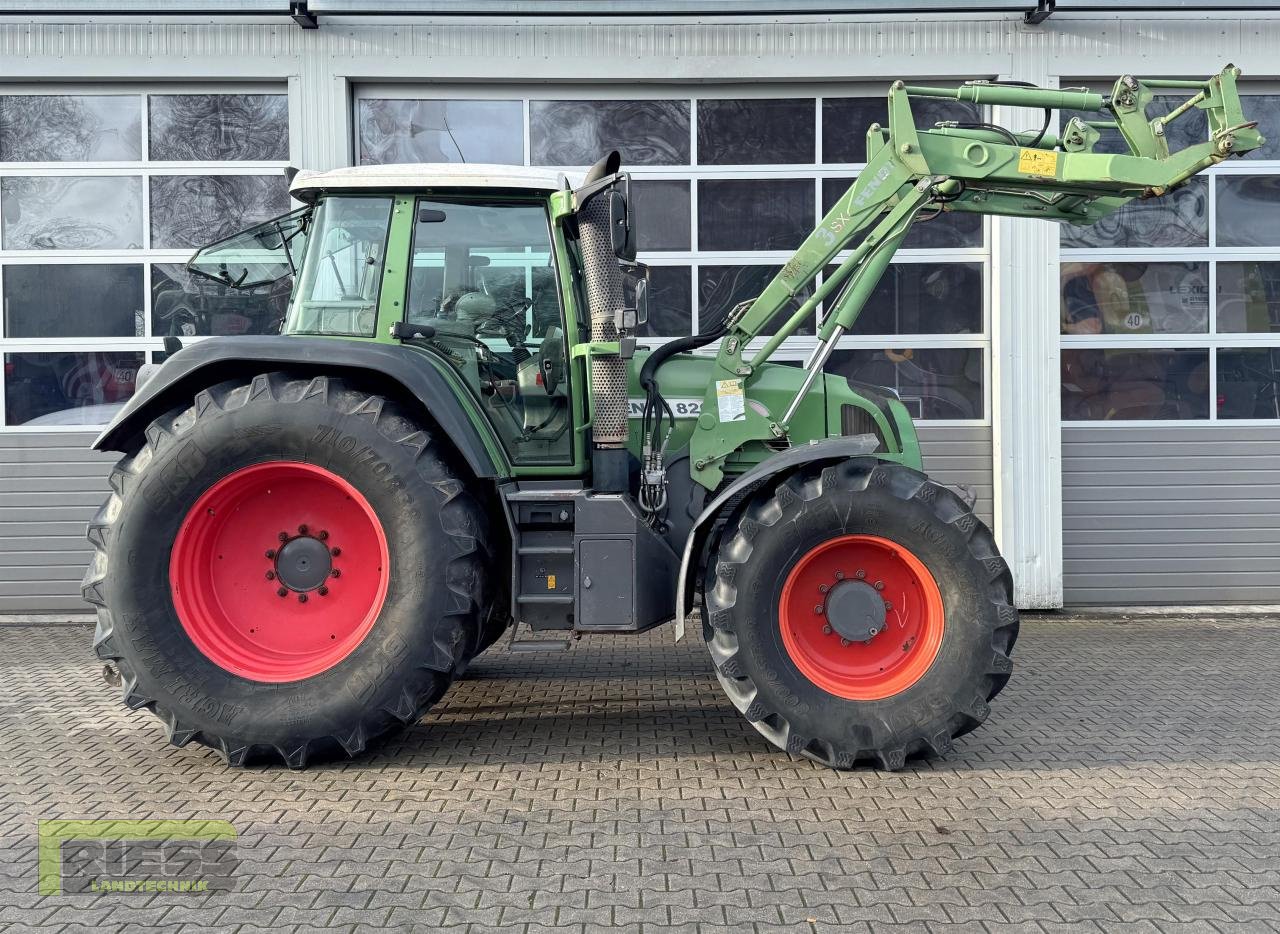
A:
[[703, 457, 1017, 770], [82, 372, 492, 767]]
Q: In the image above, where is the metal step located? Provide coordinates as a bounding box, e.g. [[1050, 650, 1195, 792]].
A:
[[505, 622, 572, 652], [517, 545, 575, 556], [515, 593, 573, 605]]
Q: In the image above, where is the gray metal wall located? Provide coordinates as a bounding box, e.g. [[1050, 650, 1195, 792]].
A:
[[919, 426, 993, 526], [1063, 426, 1280, 605]]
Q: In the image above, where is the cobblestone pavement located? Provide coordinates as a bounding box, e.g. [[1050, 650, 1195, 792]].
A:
[[2, 614, 1280, 932]]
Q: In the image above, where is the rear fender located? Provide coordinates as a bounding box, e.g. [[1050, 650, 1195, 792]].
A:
[[674, 435, 880, 640], [93, 336, 502, 479]]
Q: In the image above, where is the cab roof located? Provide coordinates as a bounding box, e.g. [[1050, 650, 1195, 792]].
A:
[[289, 163, 570, 203]]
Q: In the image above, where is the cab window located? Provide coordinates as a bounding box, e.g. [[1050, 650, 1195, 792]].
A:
[[406, 197, 571, 466], [287, 196, 393, 338]]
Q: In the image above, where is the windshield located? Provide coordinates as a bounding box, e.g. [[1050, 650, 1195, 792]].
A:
[[187, 206, 310, 289], [286, 196, 394, 338]]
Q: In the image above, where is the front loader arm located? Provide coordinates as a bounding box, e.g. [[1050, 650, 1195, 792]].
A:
[[687, 63, 1263, 490]]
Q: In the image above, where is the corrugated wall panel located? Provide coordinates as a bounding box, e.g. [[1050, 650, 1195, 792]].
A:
[[1063, 426, 1280, 605], [918, 426, 993, 526]]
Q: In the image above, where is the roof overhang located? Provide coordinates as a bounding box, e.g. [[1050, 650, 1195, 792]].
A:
[[288, 163, 571, 203]]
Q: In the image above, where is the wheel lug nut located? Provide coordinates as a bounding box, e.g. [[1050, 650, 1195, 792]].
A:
[[318, 530, 329, 541], [265, 549, 275, 559], [278, 532, 289, 542], [330, 547, 341, 557], [874, 580, 884, 591], [855, 569, 866, 579], [822, 625, 832, 635], [318, 586, 329, 597], [884, 601, 893, 610], [298, 524, 308, 535], [298, 593, 308, 603], [814, 604, 824, 614], [277, 587, 287, 597], [840, 638, 850, 647], [818, 584, 830, 594], [330, 568, 341, 578], [834, 570, 845, 580], [265, 571, 276, 580]]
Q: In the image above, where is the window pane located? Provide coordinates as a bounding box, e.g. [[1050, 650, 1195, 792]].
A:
[[291, 196, 393, 338], [1061, 176, 1206, 249], [1, 176, 143, 250], [4, 350, 143, 426], [1060, 261, 1208, 335], [1061, 348, 1209, 420], [357, 99, 522, 165], [148, 94, 288, 162], [698, 178, 813, 252], [1218, 262, 1280, 334], [530, 100, 690, 166], [827, 347, 983, 420], [1238, 94, 1280, 160], [637, 265, 693, 338], [1216, 176, 1280, 248], [697, 99, 814, 165], [3, 264, 142, 338], [1218, 348, 1280, 419], [823, 96, 979, 164], [627, 180, 690, 253], [822, 177, 981, 249], [699, 264, 813, 335], [824, 262, 982, 335], [0, 94, 141, 162], [152, 263, 291, 337], [149, 175, 290, 250], [1061, 94, 1206, 157]]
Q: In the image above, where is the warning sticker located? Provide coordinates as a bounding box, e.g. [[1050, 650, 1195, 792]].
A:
[[1017, 148, 1059, 176], [547, 574, 556, 590], [716, 379, 746, 422]]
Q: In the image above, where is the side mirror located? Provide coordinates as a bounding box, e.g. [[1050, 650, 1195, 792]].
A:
[[633, 276, 649, 325], [602, 189, 635, 263], [418, 207, 447, 223], [617, 262, 649, 331]]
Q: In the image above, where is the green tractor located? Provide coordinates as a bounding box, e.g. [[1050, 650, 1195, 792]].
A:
[[84, 67, 1260, 769]]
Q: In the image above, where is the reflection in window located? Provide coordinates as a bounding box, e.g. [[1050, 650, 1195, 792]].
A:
[[3, 264, 143, 338], [530, 100, 690, 166], [4, 351, 144, 426], [822, 177, 981, 249], [828, 348, 983, 420], [822, 97, 980, 164], [1218, 262, 1280, 333], [636, 266, 692, 338], [824, 263, 983, 336], [1061, 348, 1208, 420], [1216, 176, 1280, 248], [1060, 262, 1208, 335], [0, 176, 143, 250], [1218, 348, 1280, 419], [0, 94, 141, 162], [152, 264, 290, 338], [1061, 176, 1207, 250], [629, 180, 691, 252], [698, 178, 813, 252], [149, 175, 290, 250], [148, 94, 289, 162], [697, 99, 814, 165], [699, 265, 814, 336], [290, 196, 393, 338], [357, 99, 523, 165]]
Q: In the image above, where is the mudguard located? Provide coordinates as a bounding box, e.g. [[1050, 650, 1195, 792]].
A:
[[674, 435, 880, 640], [93, 336, 500, 478]]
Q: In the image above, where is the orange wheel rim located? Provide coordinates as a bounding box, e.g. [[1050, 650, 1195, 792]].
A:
[[778, 534, 945, 700]]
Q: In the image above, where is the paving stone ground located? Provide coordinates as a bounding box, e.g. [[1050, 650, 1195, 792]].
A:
[[2, 613, 1280, 932]]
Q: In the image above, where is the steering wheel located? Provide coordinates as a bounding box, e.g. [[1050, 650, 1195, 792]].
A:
[[538, 325, 565, 395]]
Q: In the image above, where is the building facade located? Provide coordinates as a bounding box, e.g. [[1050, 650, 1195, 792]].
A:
[[1, 3, 1278, 613]]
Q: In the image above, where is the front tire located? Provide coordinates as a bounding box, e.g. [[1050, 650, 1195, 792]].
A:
[[83, 372, 491, 767], [703, 458, 1017, 770]]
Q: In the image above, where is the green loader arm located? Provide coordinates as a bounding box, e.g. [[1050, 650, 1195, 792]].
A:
[[688, 63, 1263, 489]]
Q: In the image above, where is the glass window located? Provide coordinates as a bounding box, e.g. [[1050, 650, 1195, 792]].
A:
[[1, 175, 143, 250], [186, 206, 309, 290], [148, 94, 289, 161], [4, 350, 144, 426], [822, 177, 981, 249], [1060, 262, 1208, 335], [3, 264, 143, 338], [406, 197, 569, 464], [1061, 176, 1207, 249], [827, 348, 983, 420], [823, 97, 980, 164], [149, 174, 291, 250], [1218, 348, 1280, 419], [698, 178, 813, 252], [824, 262, 983, 336], [630, 180, 691, 252], [1216, 176, 1280, 248], [1217, 262, 1280, 334], [357, 99, 522, 165], [1061, 348, 1209, 420], [0, 94, 141, 162], [637, 265, 692, 338], [152, 263, 291, 338], [697, 99, 815, 165], [289, 196, 393, 338], [531, 100, 690, 166], [699, 264, 814, 336]]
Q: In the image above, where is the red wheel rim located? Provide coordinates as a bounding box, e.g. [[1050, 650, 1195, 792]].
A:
[[778, 535, 944, 700], [169, 461, 390, 683]]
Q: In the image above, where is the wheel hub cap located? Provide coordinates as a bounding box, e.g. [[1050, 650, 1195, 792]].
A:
[[825, 579, 886, 642], [275, 535, 333, 592]]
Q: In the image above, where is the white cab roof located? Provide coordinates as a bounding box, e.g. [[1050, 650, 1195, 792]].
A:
[[289, 163, 571, 202]]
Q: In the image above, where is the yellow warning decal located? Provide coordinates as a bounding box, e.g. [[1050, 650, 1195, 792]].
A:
[[1017, 148, 1058, 176], [547, 574, 557, 589]]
